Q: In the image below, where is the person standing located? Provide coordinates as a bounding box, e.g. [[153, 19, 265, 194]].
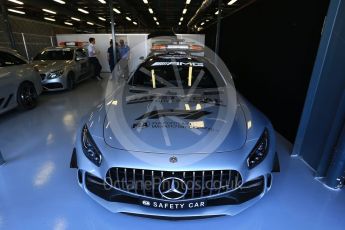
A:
[[88, 37, 102, 80], [118, 39, 130, 78], [107, 39, 120, 72]]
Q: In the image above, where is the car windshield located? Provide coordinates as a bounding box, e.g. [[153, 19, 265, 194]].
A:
[[33, 50, 73, 61], [129, 57, 223, 89]]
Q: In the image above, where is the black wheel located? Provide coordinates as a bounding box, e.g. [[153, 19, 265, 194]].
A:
[[17, 82, 37, 110], [67, 73, 75, 90]]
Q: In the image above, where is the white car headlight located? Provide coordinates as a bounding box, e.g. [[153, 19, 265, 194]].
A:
[[47, 69, 64, 79]]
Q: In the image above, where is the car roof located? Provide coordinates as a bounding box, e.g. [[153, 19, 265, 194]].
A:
[[43, 47, 78, 51]]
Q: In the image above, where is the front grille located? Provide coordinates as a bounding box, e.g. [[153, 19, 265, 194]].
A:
[[40, 74, 46, 80], [106, 168, 242, 200]]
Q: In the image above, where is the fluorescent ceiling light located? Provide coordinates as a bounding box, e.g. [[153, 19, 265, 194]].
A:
[[143, 0, 148, 4], [98, 16, 106, 21], [215, 10, 219, 15], [53, 0, 65, 4], [133, 21, 137, 25], [78, 8, 89, 14], [71, 17, 80, 21], [64, 22, 73, 26], [180, 17, 183, 21], [153, 17, 157, 21], [178, 22, 181, 26], [44, 17, 55, 21], [201, 22, 205, 25], [148, 8, 153, 14], [42, 9, 56, 14], [182, 8, 187, 14], [98, 0, 106, 4], [186, 0, 191, 4], [156, 21, 159, 25], [126, 16, 131, 21], [8, 0, 23, 5], [228, 0, 238, 5], [113, 8, 121, 14], [206, 19, 209, 22], [8, 8, 25, 14], [87, 21, 94, 25]]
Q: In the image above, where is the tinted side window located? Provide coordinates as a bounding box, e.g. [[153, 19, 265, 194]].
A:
[[76, 48, 87, 58], [0, 51, 26, 67]]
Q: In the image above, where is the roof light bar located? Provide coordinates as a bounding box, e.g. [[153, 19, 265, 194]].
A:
[[71, 17, 80, 21], [113, 8, 121, 14], [8, 8, 25, 14], [44, 17, 55, 21], [53, 0, 65, 4], [42, 9, 57, 14], [228, 0, 238, 5], [8, 0, 23, 5], [78, 8, 89, 14]]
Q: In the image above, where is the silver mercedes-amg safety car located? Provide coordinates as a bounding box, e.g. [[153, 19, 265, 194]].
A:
[[71, 47, 278, 218], [33, 47, 93, 91], [0, 47, 42, 115]]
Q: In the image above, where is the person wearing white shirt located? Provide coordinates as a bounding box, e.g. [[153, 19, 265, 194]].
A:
[[88, 37, 102, 80]]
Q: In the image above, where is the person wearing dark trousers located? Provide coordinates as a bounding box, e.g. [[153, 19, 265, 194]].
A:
[[88, 37, 102, 80], [107, 39, 121, 73]]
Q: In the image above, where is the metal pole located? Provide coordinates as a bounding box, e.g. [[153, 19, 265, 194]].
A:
[[109, 0, 117, 68], [21, 33, 29, 60], [215, 0, 222, 55], [0, 0, 16, 49], [50, 36, 54, 47], [0, 151, 5, 166]]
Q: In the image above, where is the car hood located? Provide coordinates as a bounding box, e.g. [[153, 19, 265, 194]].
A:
[[32, 60, 72, 72], [102, 86, 247, 154]]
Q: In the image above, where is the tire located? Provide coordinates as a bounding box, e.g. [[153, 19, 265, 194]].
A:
[[17, 82, 38, 110], [67, 73, 75, 91]]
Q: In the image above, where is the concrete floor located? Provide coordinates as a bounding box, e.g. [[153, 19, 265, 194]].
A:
[[0, 75, 344, 230]]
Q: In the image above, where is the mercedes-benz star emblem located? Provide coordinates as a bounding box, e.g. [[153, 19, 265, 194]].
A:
[[158, 177, 187, 200], [169, 156, 178, 163]]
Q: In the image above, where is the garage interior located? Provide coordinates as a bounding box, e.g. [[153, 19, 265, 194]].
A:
[[0, 0, 345, 229]]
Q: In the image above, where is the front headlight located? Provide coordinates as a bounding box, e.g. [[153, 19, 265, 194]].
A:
[[247, 129, 269, 169], [81, 125, 102, 167], [47, 69, 64, 79]]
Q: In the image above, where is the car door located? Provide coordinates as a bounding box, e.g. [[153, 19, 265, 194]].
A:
[[0, 51, 27, 110], [75, 48, 89, 80]]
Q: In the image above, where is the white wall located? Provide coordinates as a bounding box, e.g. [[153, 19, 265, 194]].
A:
[[56, 33, 205, 73]]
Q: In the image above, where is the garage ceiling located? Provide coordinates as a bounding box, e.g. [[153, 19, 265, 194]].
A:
[[5, 0, 257, 33]]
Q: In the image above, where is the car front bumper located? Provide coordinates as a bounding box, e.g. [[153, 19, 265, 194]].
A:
[[76, 169, 272, 217], [41, 75, 67, 91]]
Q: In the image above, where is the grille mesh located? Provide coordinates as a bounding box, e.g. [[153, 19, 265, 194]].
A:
[[106, 168, 242, 200]]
